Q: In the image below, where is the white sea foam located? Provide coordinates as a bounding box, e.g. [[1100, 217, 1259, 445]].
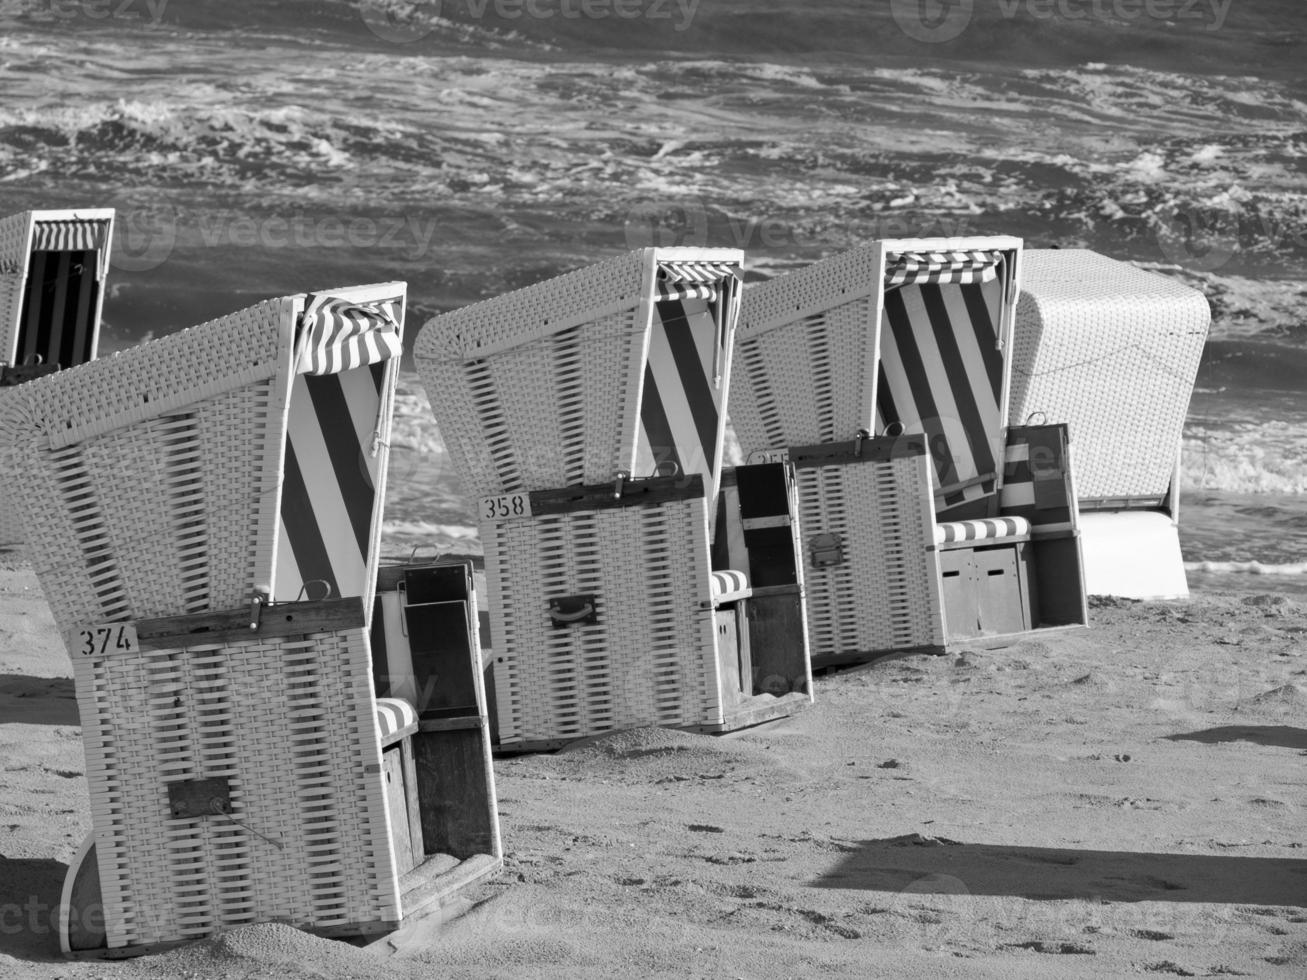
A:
[[1186, 560, 1307, 576]]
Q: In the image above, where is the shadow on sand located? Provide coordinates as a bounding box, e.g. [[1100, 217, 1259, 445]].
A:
[[0, 674, 79, 726], [0, 856, 70, 962], [1165, 725, 1307, 751], [814, 836, 1307, 906]]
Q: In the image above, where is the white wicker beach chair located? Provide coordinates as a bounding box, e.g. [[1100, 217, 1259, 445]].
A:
[[0, 208, 114, 545], [1011, 250, 1210, 599], [1, 282, 499, 956], [736, 237, 1088, 661], [417, 248, 812, 751]]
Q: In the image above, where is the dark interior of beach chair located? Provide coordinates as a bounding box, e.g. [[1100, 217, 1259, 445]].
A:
[[370, 560, 499, 898], [8, 247, 100, 375]]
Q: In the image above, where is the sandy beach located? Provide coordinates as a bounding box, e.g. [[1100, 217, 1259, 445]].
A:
[[1, 554, 1304, 979]]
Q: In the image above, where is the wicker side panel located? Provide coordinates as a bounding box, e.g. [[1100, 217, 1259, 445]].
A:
[[739, 245, 882, 335], [0, 211, 31, 269], [731, 294, 877, 455], [1010, 251, 1210, 499], [74, 627, 399, 949], [7, 379, 284, 628], [0, 297, 287, 451], [482, 498, 721, 746], [417, 250, 648, 361], [0, 272, 24, 364], [419, 307, 645, 495], [796, 455, 943, 661], [0, 387, 21, 545]]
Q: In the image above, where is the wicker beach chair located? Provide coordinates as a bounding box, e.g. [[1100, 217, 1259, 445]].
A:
[[1010, 250, 1210, 599], [735, 237, 1088, 662], [0, 282, 500, 956], [417, 248, 812, 751], [0, 208, 114, 545]]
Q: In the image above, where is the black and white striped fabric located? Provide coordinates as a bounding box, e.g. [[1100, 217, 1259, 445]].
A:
[[655, 261, 739, 302], [276, 361, 388, 604], [635, 264, 740, 491], [875, 271, 1006, 518], [710, 569, 749, 599], [374, 697, 418, 744], [31, 219, 109, 253], [885, 250, 1003, 288], [296, 295, 402, 377], [934, 516, 1031, 545]]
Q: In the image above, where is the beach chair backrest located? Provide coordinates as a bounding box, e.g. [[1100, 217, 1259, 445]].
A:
[[417, 249, 743, 500], [0, 283, 403, 629], [274, 285, 405, 611], [872, 238, 1022, 521], [0, 210, 114, 373], [633, 257, 742, 502], [733, 247, 882, 454]]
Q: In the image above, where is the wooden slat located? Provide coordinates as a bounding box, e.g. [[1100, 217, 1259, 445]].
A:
[[528, 474, 705, 516], [790, 435, 928, 470], [132, 597, 366, 650]]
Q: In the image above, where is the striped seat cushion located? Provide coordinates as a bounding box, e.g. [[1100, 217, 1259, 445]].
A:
[[375, 697, 418, 745], [934, 516, 1031, 546], [710, 569, 750, 601]]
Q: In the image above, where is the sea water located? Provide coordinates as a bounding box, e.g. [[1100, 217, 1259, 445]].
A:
[[3, 0, 1304, 593]]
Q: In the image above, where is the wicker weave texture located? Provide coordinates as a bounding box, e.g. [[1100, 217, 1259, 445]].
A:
[[734, 248, 883, 453], [421, 306, 645, 496], [417, 249, 743, 497], [74, 626, 399, 948], [740, 245, 883, 338], [0, 298, 288, 451], [1, 365, 286, 628], [0, 273, 23, 365], [732, 294, 878, 454], [482, 497, 723, 746], [0, 387, 21, 545], [1011, 250, 1209, 500], [0, 210, 32, 269], [797, 454, 943, 660], [0, 210, 33, 369]]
